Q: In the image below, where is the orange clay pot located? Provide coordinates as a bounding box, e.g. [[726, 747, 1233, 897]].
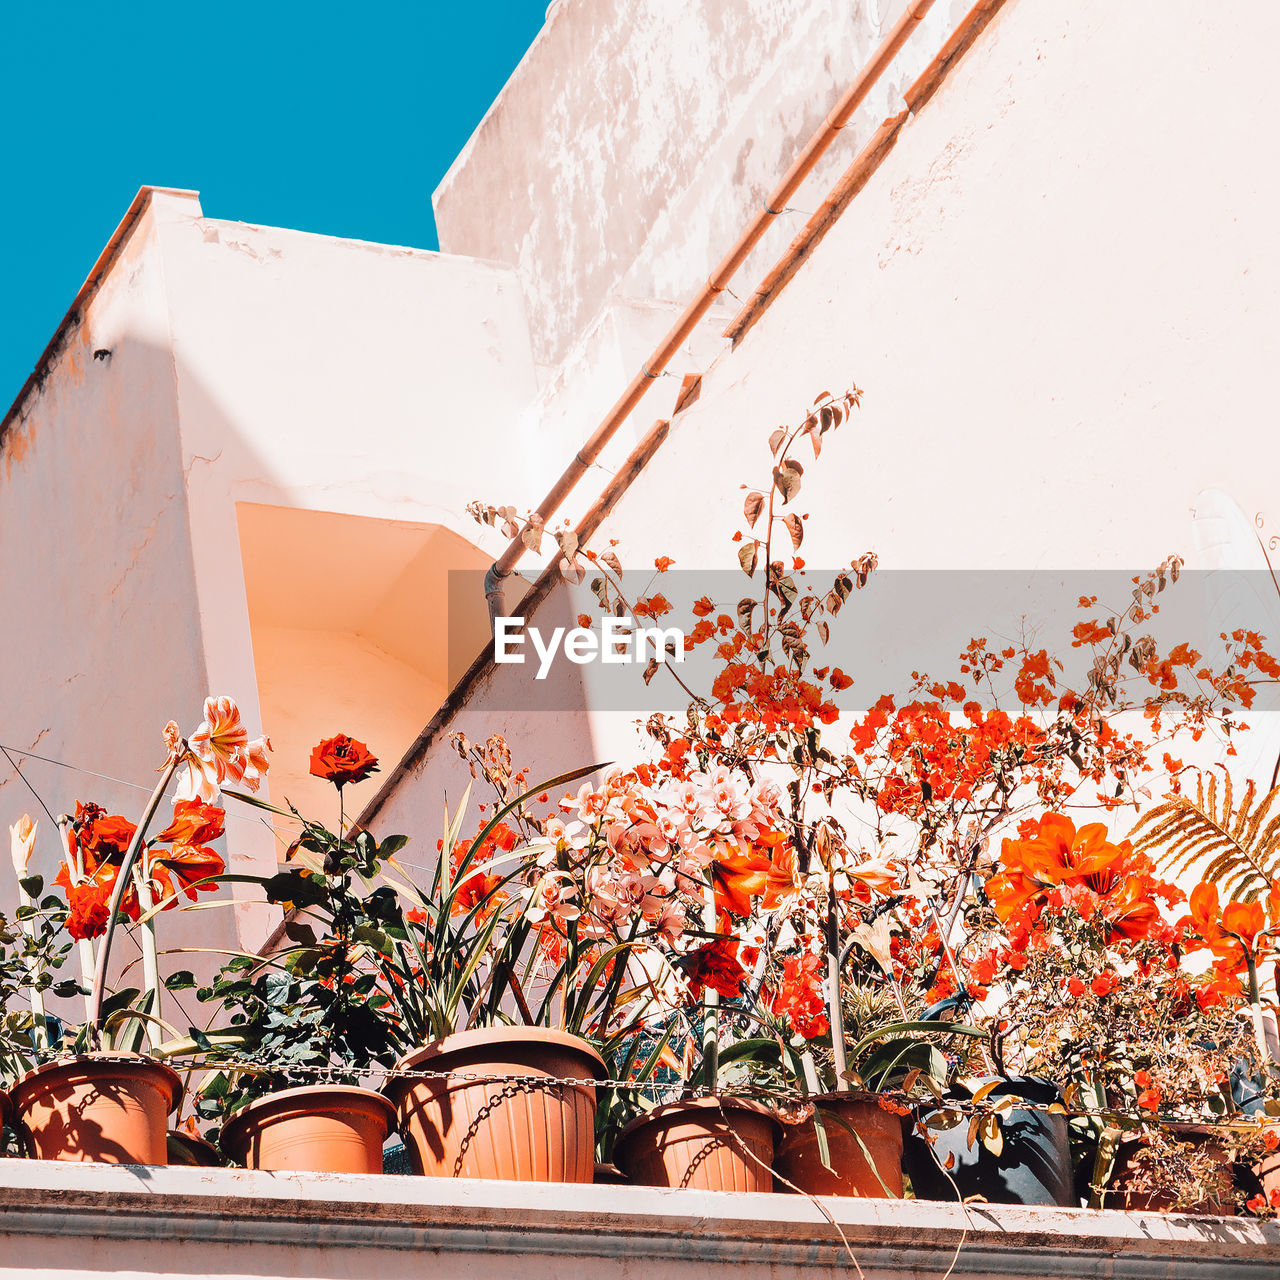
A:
[[166, 1129, 223, 1167], [613, 1098, 782, 1192], [1255, 1122, 1280, 1207], [221, 1085, 395, 1174], [11, 1054, 181, 1164], [1105, 1125, 1237, 1215], [773, 1092, 905, 1198], [385, 1026, 605, 1182]]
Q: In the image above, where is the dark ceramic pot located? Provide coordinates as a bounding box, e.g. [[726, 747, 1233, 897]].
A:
[[904, 1075, 1075, 1206]]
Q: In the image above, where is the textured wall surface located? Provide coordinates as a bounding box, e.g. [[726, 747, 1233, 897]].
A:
[[372, 0, 1280, 838], [434, 0, 975, 370]]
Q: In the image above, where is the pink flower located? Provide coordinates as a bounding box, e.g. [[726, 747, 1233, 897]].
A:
[[177, 696, 271, 802], [572, 783, 608, 821]]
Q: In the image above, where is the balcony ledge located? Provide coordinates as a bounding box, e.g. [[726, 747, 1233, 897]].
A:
[[1, 1160, 1277, 1278]]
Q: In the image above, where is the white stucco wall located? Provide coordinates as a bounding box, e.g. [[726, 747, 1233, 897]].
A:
[[435, 0, 978, 370], [368, 0, 1280, 841], [0, 193, 224, 957]]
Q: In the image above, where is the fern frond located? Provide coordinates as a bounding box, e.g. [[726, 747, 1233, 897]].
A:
[[1129, 777, 1280, 900]]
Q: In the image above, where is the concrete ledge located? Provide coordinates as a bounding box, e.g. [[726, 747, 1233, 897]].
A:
[[0, 1162, 1277, 1278]]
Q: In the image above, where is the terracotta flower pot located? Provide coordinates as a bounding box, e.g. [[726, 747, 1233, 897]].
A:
[[1258, 1123, 1280, 1205], [613, 1098, 781, 1192], [166, 1129, 223, 1167], [221, 1085, 396, 1174], [773, 1091, 905, 1198], [1104, 1124, 1237, 1215], [11, 1054, 181, 1164], [593, 1160, 629, 1184], [385, 1026, 605, 1181]]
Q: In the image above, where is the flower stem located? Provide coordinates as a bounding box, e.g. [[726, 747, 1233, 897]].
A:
[[56, 814, 97, 1022], [132, 863, 162, 1050], [89, 753, 181, 1049], [826, 874, 848, 1092], [14, 881, 49, 1052], [702, 875, 719, 1094]]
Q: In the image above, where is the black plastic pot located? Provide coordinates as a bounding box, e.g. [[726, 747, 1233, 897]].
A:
[[904, 1075, 1076, 1206]]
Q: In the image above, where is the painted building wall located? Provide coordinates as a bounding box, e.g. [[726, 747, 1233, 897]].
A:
[[0, 193, 542, 952], [367, 0, 1280, 851], [435, 0, 977, 372]]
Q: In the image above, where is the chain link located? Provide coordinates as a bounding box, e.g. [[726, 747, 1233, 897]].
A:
[[20, 1052, 1277, 1133]]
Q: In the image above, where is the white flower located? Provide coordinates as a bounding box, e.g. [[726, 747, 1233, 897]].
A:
[[9, 814, 36, 879]]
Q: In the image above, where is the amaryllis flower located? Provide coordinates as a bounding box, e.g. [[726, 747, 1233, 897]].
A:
[[54, 860, 137, 941], [844, 855, 899, 894], [683, 936, 747, 999], [149, 799, 228, 903], [9, 814, 36, 879], [154, 798, 226, 848], [711, 843, 772, 917], [1182, 882, 1267, 973], [71, 802, 137, 875], [177, 697, 271, 801], [309, 733, 379, 788], [986, 813, 1145, 932], [150, 842, 226, 904]]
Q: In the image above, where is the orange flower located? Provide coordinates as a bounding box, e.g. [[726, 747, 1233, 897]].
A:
[[711, 844, 772, 918], [54, 860, 136, 940], [71, 802, 137, 875], [986, 813, 1157, 940], [154, 799, 225, 849], [309, 734, 379, 788], [1183, 882, 1266, 973], [762, 840, 799, 910], [769, 953, 829, 1039], [148, 799, 227, 903]]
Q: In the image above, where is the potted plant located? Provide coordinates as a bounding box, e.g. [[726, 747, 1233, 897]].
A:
[[950, 808, 1278, 1213], [5, 695, 267, 1163], [189, 732, 605, 1179], [378, 736, 608, 1183], [186, 735, 400, 1173]]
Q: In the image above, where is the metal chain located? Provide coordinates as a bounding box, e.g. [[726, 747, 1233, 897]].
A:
[[21, 1052, 1278, 1132]]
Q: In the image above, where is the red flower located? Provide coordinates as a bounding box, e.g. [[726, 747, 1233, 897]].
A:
[[684, 937, 746, 999], [54, 861, 137, 941], [1090, 970, 1119, 997], [770, 953, 830, 1040], [711, 845, 772, 918], [1066, 975, 1086, 998], [309, 735, 379, 787], [1137, 1087, 1162, 1112], [71, 802, 137, 875], [154, 799, 225, 848], [148, 799, 226, 903]]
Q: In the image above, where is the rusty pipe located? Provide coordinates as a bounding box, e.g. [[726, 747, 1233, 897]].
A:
[[487, 0, 936, 589]]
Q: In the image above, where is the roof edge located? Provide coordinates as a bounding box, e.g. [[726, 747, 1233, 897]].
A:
[[0, 186, 201, 443]]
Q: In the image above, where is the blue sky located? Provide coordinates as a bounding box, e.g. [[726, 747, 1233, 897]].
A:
[[0, 2, 546, 411]]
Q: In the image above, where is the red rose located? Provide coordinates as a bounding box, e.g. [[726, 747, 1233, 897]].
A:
[[1090, 970, 1119, 997], [309, 735, 379, 787], [1066, 975, 1086, 998]]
